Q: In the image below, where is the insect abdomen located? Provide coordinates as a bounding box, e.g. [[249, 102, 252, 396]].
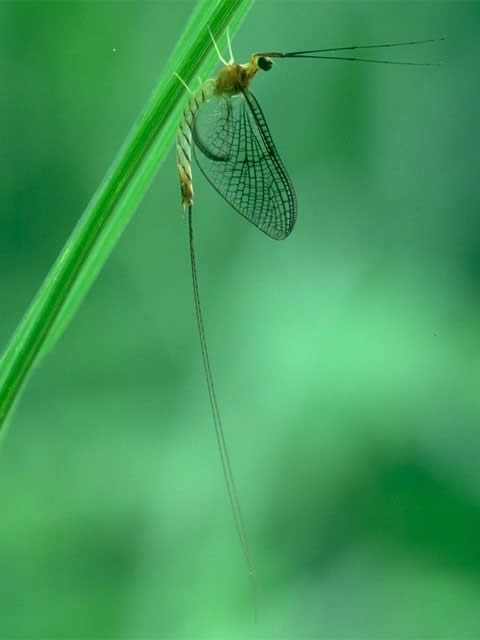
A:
[[176, 80, 215, 208]]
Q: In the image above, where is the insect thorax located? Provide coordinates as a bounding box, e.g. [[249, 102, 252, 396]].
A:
[[214, 62, 259, 96]]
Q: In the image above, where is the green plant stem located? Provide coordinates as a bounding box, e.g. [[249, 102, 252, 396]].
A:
[[0, 0, 254, 435]]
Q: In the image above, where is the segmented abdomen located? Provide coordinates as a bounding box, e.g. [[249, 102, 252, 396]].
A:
[[176, 80, 215, 208]]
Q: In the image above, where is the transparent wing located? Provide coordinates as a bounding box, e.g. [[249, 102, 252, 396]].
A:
[[192, 88, 297, 240]]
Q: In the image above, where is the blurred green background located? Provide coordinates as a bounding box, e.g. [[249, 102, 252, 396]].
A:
[[1, 1, 479, 638]]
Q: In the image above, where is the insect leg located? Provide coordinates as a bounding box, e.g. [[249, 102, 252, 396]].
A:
[[173, 72, 194, 95], [208, 26, 232, 66]]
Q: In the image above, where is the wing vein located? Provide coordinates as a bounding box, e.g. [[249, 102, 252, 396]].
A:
[[192, 89, 297, 240]]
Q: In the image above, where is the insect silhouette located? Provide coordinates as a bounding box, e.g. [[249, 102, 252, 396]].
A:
[[175, 28, 442, 614]]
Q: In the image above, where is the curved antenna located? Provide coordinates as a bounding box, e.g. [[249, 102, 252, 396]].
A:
[[260, 36, 444, 66], [285, 55, 442, 66], [282, 36, 444, 57]]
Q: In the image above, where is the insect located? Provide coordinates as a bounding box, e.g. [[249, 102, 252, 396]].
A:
[[175, 29, 442, 614]]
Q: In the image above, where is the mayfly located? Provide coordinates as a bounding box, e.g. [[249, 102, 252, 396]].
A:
[[175, 29, 442, 611]]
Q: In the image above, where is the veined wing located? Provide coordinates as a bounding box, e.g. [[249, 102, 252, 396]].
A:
[[192, 88, 297, 240]]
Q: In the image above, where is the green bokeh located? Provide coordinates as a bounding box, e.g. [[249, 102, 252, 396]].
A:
[[1, 1, 479, 638]]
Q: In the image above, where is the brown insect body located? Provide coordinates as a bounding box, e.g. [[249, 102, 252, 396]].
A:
[[176, 54, 270, 208], [174, 32, 443, 620], [213, 56, 261, 95]]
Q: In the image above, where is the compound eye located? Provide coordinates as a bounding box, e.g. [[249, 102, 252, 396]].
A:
[[258, 56, 273, 71]]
